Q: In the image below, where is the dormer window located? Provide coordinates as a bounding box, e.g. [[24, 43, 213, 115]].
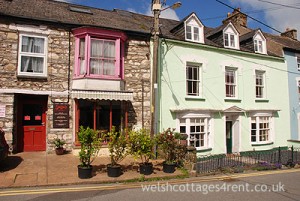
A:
[[253, 30, 267, 54], [223, 23, 239, 50], [185, 13, 204, 43]]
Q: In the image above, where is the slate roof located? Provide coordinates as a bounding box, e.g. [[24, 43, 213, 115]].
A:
[[0, 0, 179, 36], [1, 0, 300, 57]]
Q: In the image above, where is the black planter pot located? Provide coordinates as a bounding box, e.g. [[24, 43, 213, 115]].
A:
[[163, 162, 176, 173], [78, 165, 93, 179], [107, 164, 122, 177], [139, 163, 153, 175], [55, 147, 64, 155]]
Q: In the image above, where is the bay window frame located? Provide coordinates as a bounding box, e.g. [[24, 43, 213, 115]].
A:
[[73, 27, 126, 80], [250, 113, 273, 145], [177, 113, 211, 150]]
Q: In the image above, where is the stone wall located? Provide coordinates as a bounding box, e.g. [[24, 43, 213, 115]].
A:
[[0, 18, 74, 152], [0, 17, 153, 152], [124, 37, 151, 130]]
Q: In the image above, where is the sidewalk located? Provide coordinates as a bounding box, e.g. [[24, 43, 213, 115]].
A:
[[0, 152, 186, 188]]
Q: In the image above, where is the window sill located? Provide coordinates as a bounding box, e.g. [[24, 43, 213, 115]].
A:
[[196, 148, 212, 152], [185, 96, 205, 101], [255, 99, 269, 102], [17, 74, 47, 79], [251, 142, 274, 146], [224, 98, 241, 103], [73, 76, 122, 80]]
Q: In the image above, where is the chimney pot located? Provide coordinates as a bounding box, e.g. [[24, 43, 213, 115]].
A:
[[281, 28, 297, 40], [222, 8, 247, 27]]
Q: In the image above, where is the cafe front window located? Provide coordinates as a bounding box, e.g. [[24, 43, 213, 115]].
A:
[[74, 99, 129, 145]]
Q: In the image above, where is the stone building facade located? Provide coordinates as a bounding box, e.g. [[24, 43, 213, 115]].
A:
[[0, 17, 74, 152], [0, 4, 152, 153]]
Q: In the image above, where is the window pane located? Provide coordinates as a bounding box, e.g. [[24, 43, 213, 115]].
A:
[[79, 38, 85, 57], [22, 36, 45, 53], [20, 56, 44, 73], [91, 39, 103, 57], [180, 126, 186, 133], [230, 34, 235, 47], [193, 27, 199, 41], [90, 59, 102, 74], [258, 41, 263, 52], [103, 41, 115, 58], [103, 60, 115, 75], [224, 34, 229, 46], [254, 40, 258, 51], [79, 38, 86, 75], [186, 26, 192, 39]]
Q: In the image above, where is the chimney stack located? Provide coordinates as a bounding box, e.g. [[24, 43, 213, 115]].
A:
[[281, 28, 297, 40], [222, 8, 247, 27]]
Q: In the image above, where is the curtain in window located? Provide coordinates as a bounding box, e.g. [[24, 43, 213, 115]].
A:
[[103, 41, 115, 75], [90, 39, 115, 75], [90, 39, 103, 74], [21, 36, 44, 73], [79, 39, 86, 75]]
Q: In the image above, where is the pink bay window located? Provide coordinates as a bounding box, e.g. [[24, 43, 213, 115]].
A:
[[73, 27, 127, 79]]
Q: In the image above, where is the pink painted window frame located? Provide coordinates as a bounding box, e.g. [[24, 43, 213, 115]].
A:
[[73, 27, 127, 80]]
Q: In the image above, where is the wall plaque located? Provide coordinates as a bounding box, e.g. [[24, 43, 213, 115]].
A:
[[53, 103, 69, 128]]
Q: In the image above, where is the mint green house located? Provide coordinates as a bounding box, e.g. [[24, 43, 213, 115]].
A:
[[158, 10, 294, 155]]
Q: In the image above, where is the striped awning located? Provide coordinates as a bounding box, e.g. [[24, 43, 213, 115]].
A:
[[71, 90, 133, 101]]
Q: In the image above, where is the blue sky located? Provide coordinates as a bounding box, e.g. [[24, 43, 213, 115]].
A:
[[59, 0, 300, 38]]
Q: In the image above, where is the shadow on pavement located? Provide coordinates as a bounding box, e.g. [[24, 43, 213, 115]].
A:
[[0, 156, 23, 172]]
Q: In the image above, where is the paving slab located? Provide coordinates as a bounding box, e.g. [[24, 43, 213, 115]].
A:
[[0, 152, 185, 188]]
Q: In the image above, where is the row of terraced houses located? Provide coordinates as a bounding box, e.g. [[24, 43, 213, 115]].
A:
[[1, 0, 300, 156]]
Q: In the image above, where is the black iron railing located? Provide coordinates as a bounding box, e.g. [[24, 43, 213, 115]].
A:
[[195, 146, 300, 174]]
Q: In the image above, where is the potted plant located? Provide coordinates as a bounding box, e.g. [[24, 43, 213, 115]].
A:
[[106, 127, 128, 177], [128, 129, 154, 175], [156, 128, 179, 173], [52, 138, 66, 155], [77, 126, 101, 179]]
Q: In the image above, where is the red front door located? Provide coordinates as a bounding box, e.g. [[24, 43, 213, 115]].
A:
[[22, 100, 47, 151]]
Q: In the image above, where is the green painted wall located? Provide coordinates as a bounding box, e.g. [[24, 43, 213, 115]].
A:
[[158, 39, 290, 155]]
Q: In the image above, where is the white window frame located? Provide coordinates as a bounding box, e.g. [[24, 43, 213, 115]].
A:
[[224, 33, 236, 48], [297, 55, 300, 71], [255, 71, 265, 99], [254, 39, 263, 54], [178, 116, 211, 150], [186, 25, 200, 42], [250, 113, 273, 145], [186, 64, 202, 97], [225, 67, 237, 98], [18, 33, 48, 77]]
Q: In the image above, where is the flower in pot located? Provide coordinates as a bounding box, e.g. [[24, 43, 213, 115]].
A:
[[52, 138, 66, 155], [128, 129, 154, 175], [156, 128, 179, 173], [77, 126, 101, 179], [106, 127, 128, 177]]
